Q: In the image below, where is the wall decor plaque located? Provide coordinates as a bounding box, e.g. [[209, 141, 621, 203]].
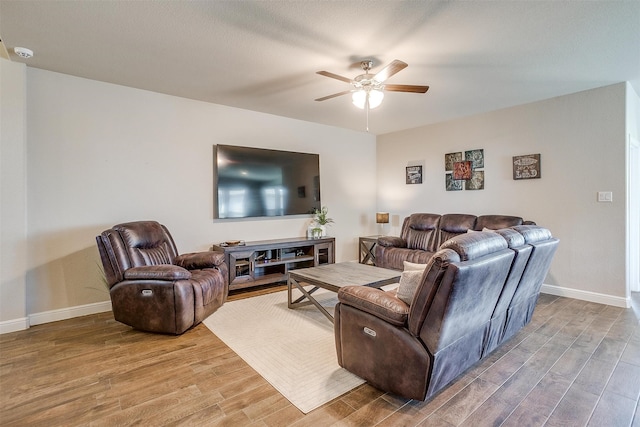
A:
[[444, 148, 485, 191], [445, 173, 463, 191], [513, 154, 541, 180], [444, 152, 462, 171], [406, 165, 423, 184], [465, 149, 484, 169], [466, 170, 485, 190], [453, 161, 472, 180]]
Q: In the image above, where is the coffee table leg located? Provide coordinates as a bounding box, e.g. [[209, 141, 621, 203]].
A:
[[287, 277, 334, 323]]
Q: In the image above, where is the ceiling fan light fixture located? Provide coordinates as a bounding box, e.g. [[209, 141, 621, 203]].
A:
[[352, 90, 366, 109], [368, 89, 384, 109], [352, 88, 384, 109]]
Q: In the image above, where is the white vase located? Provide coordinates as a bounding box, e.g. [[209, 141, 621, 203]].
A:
[[307, 223, 326, 238]]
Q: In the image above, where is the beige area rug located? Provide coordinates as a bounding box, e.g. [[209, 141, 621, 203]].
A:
[[202, 288, 364, 414]]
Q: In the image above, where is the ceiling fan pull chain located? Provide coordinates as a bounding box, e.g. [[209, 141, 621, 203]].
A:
[[366, 96, 370, 132]]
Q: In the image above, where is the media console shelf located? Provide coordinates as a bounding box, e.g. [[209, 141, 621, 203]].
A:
[[212, 237, 335, 291]]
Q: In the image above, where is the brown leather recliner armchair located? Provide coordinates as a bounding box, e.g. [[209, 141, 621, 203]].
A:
[[96, 221, 228, 334]]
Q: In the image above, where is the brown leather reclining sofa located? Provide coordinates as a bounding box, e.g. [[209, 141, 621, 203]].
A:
[[375, 213, 536, 270], [335, 225, 558, 401]]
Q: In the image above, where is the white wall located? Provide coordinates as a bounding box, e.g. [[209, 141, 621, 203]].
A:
[[0, 58, 28, 332], [377, 83, 628, 306], [628, 83, 640, 139], [18, 68, 376, 323], [626, 83, 640, 294], [1, 64, 633, 330]]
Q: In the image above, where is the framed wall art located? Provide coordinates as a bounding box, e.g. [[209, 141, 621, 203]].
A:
[[445, 173, 463, 191], [444, 148, 485, 191], [466, 170, 485, 190], [465, 149, 484, 169], [444, 152, 462, 171], [453, 161, 472, 180], [513, 154, 541, 180], [406, 165, 423, 184]]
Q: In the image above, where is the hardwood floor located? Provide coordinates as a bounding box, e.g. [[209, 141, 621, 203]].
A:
[[1, 290, 638, 426]]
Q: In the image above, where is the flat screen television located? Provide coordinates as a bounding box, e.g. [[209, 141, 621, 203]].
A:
[[213, 145, 321, 219]]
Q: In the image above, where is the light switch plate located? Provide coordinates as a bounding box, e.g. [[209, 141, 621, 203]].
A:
[[598, 191, 613, 202]]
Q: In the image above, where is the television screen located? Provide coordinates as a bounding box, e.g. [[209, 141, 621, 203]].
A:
[[213, 145, 321, 219]]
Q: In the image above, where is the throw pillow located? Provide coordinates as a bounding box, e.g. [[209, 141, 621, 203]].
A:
[[403, 261, 428, 271], [396, 271, 423, 305], [396, 261, 428, 305]]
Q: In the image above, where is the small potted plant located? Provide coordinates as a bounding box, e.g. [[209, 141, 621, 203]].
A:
[[312, 206, 333, 237]]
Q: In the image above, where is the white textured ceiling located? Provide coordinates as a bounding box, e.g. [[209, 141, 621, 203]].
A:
[[1, 0, 639, 135]]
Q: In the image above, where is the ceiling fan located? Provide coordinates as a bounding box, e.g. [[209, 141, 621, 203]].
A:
[[315, 59, 429, 108], [315, 59, 429, 131]]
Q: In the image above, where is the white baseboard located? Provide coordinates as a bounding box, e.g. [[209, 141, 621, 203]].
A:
[[0, 317, 30, 334], [29, 300, 112, 327], [1, 301, 113, 334], [0, 286, 629, 334], [541, 284, 630, 308]]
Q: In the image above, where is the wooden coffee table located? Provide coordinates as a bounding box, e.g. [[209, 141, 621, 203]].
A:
[[287, 261, 401, 323]]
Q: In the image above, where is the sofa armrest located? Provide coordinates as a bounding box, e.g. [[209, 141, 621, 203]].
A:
[[338, 286, 409, 327], [174, 251, 226, 270], [124, 265, 192, 281], [377, 236, 407, 248]]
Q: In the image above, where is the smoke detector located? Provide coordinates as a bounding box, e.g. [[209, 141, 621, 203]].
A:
[[13, 47, 34, 59]]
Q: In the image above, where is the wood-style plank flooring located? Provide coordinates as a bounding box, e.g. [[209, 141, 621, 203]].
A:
[[1, 289, 639, 426]]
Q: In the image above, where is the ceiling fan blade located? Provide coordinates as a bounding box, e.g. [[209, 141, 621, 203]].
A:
[[315, 90, 353, 102], [373, 60, 408, 82], [316, 71, 352, 84], [384, 84, 430, 93]]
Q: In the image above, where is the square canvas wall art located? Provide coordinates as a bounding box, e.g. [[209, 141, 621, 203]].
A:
[[445, 152, 463, 171], [453, 161, 472, 180], [446, 173, 463, 191], [406, 165, 423, 184], [465, 149, 484, 169], [445, 149, 485, 191], [513, 154, 541, 180]]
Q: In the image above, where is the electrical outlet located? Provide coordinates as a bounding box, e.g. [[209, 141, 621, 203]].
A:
[[597, 191, 613, 202]]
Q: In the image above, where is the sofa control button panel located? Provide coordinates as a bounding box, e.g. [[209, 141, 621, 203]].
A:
[[363, 327, 377, 337], [141, 289, 153, 296]]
